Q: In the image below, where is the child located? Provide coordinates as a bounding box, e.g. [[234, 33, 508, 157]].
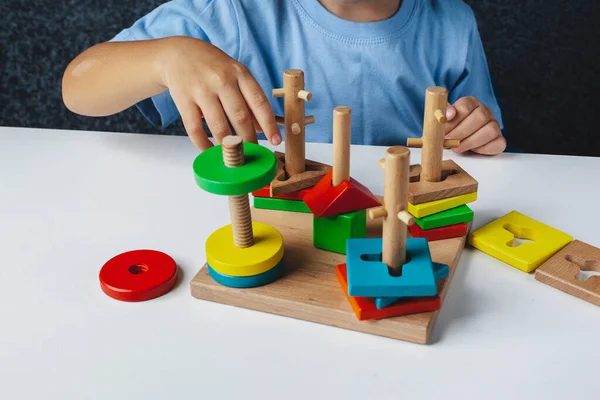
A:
[[62, 0, 506, 155]]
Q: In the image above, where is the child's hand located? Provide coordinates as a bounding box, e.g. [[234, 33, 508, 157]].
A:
[[444, 97, 506, 155], [160, 37, 281, 150]]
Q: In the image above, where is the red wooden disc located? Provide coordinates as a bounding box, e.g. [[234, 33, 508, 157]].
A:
[[99, 250, 177, 302]]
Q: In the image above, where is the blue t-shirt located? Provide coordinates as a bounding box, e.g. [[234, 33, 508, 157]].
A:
[[112, 0, 503, 145]]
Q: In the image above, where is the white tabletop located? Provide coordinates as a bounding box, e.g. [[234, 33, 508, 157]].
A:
[[1, 127, 599, 399]]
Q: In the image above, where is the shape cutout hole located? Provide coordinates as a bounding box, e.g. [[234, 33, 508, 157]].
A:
[[129, 264, 149, 275], [410, 168, 459, 183], [360, 252, 412, 277], [565, 254, 600, 281], [503, 224, 537, 247]]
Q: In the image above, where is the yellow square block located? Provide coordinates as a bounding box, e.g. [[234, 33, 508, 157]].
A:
[[469, 211, 573, 273], [408, 192, 477, 218]]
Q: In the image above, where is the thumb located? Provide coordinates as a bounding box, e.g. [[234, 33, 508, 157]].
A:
[[446, 104, 457, 121]]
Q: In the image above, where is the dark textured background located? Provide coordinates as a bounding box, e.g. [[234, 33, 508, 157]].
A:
[[1, 0, 599, 156]]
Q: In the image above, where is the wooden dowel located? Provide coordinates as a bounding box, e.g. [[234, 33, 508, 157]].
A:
[[332, 106, 351, 186], [381, 146, 410, 274], [292, 123, 301, 135], [283, 69, 307, 177], [272, 88, 285, 98], [434, 109, 447, 124], [408, 138, 460, 149], [275, 116, 285, 125], [421, 86, 448, 182], [304, 115, 315, 125], [297, 90, 312, 101], [368, 206, 387, 220]]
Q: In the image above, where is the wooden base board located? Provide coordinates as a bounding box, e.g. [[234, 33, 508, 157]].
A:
[[191, 207, 468, 344]]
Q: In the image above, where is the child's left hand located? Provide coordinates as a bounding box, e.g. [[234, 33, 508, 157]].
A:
[[444, 97, 506, 155]]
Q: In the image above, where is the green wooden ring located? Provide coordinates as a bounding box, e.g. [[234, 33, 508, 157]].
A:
[[193, 142, 278, 196]]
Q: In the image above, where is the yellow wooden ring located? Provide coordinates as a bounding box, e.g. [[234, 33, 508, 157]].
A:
[[206, 222, 284, 277]]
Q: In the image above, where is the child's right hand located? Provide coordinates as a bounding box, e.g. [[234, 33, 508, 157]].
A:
[[159, 37, 281, 150]]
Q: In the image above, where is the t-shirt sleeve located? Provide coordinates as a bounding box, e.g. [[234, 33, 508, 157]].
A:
[[448, 11, 504, 130], [110, 0, 241, 128]]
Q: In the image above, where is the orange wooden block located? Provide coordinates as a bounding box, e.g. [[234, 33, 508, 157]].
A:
[[303, 170, 381, 218], [408, 160, 478, 205], [335, 264, 441, 321], [535, 240, 600, 307]]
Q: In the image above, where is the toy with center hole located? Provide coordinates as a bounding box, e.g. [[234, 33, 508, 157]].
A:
[[207, 258, 285, 288], [409, 222, 468, 241], [345, 146, 437, 298], [374, 262, 449, 309], [303, 107, 380, 217], [336, 264, 441, 321], [414, 204, 473, 230], [469, 210, 572, 273], [253, 196, 311, 213], [193, 136, 284, 287], [99, 249, 177, 302], [408, 191, 477, 218]]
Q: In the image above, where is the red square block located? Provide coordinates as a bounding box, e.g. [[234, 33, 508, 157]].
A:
[[252, 185, 312, 201], [409, 222, 468, 241], [335, 264, 441, 321], [303, 170, 380, 218]]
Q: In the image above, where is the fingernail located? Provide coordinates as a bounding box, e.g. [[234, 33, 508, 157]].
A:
[[446, 106, 456, 119], [271, 133, 282, 145]]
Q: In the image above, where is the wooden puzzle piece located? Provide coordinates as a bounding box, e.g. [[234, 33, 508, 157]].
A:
[[205, 222, 284, 277], [336, 264, 441, 321], [535, 240, 600, 306], [408, 159, 478, 205], [254, 197, 311, 213], [99, 250, 178, 302], [414, 204, 473, 230], [313, 209, 366, 254], [409, 222, 468, 242], [206, 258, 285, 289], [408, 191, 477, 218], [252, 185, 312, 200], [346, 237, 437, 297], [469, 211, 573, 273], [269, 151, 331, 196], [303, 170, 381, 218], [193, 141, 277, 196], [375, 262, 449, 309]]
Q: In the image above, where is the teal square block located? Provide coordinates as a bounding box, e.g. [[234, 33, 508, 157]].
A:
[[313, 209, 366, 254], [346, 237, 437, 297]]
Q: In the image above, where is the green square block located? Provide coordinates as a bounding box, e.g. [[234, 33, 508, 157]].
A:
[[313, 209, 367, 254], [414, 204, 474, 230], [253, 196, 311, 213]]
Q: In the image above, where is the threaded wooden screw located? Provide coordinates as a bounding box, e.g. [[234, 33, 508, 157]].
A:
[[222, 136, 254, 248]]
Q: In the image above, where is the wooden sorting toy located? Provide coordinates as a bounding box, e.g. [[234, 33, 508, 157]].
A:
[[469, 210, 573, 273], [535, 240, 600, 307], [414, 204, 473, 230], [303, 107, 380, 217], [270, 69, 331, 196], [207, 259, 285, 289], [194, 136, 284, 287], [99, 249, 177, 302], [336, 264, 441, 321], [313, 209, 366, 254], [346, 146, 437, 297], [406, 86, 478, 205], [409, 222, 468, 242], [407, 191, 477, 218], [191, 206, 469, 344], [374, 262, 449, 309]]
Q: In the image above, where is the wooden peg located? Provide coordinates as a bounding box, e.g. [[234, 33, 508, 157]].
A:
[[332, 106, 351, 186], [406, 138, 459, 149], [304, 116, 315, 125], [275, 116, 285, 125], [282, 69, 311, 177], [434, 109, 446, 124], [420, 86, 448, 182], [377, 158, 386, 170], [222, 136, 254, 248], [369, 146, 411, 274], [272, 88, 285, 98], [297, 90, 312, 101]]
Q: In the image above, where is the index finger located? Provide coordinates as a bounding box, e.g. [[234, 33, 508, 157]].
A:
[[237, 72, 281, 145]]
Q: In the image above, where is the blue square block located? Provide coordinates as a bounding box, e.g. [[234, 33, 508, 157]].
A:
[[346, 237, 437, 297], [374, 262, 449, 309]]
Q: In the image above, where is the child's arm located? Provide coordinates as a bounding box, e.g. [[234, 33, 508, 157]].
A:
[[62, 36, 280, 150]]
